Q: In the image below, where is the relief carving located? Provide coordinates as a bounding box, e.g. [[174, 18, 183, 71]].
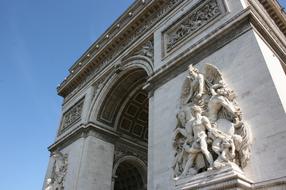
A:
[[45, 151, 68, 190], [132, 39, 154, 61], [165, 0, 223, 52], [172, 64, 251, 179], [61, 99, 84, 131]]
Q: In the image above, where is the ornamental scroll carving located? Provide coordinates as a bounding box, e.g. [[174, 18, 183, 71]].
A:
[[165, 0, 224, 52], [172, 64, 251, 179], [45, 151, 68, 190]]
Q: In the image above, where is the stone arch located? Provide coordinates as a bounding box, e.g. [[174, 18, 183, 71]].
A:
[[112, 155, 147, 190], [121, 55, 153, 76], [89, 68, 147, 128], [87, 59, 151, 189], [88, 57, 152, 128]]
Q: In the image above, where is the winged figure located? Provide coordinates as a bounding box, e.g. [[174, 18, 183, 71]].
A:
[[173, 63, 252, 178]]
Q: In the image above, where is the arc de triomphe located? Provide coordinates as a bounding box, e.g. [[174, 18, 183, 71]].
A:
[[43, 0, 286, 189]]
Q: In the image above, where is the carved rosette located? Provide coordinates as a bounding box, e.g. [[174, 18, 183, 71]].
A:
[[172, 63, 251, 179], [45, 151, 68, 190]]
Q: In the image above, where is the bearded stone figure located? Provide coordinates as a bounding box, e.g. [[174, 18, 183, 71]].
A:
[[172, 64, 251, 179]]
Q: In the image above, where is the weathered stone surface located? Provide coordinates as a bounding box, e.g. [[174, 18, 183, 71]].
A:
[[172, 63, 251, 179], [43, 0, 286, 189]]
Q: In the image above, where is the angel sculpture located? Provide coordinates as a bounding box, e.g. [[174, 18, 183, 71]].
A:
[[173, 63, 252, 179]]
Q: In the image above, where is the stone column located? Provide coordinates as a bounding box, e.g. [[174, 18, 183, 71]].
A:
[[76, 131, 114, 190]]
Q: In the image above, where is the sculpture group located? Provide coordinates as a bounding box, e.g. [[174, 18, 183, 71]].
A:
[[172, 64, 251, 178], [45, 151, 68, 190]]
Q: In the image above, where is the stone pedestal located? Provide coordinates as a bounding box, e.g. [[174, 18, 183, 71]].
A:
[[175, 165, 253, 190]]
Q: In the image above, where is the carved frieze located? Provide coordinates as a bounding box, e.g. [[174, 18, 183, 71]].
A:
[[45, 151, 68, 190], [61, 98, 84, 132], [172, 64, 251, 179], [164, 0, 226, 54]]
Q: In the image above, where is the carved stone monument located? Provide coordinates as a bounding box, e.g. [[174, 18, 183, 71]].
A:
[[173, 64, 253, 188], [44, 0, 286, 189]]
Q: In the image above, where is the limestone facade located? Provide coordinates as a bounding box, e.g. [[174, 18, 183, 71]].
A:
[[44, 0, 286, 189]]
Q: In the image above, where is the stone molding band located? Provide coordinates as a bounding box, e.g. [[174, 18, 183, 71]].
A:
[[48, 122, 147, 153]]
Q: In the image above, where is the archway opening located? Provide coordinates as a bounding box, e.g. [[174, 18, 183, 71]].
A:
[[97, 69, 148, 131], [114, 160, 146, 190], [97, 68, 149, 143], [97, 68, 149, 189]]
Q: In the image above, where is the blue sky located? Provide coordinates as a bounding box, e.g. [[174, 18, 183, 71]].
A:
[[0, 0, 285, 189], [0, 0, 132, 189]]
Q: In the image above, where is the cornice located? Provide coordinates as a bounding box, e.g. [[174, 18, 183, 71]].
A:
[[57, 0, 185, 98], [258, 0, 286, 36], [48, 122, 148, 152], [56, 0, 286, 98], [249, 0, 286, 66], [253, 176, 286, 189]]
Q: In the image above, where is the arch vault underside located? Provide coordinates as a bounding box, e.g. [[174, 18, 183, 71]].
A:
[[93, 66, 150, 190]]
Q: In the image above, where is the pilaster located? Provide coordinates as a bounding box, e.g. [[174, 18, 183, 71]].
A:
[[81, 85, 95, 123], [76, 130, 115, 190]]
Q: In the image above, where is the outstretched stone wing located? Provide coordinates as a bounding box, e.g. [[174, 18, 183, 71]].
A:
[[204, 63, 223, 86]]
